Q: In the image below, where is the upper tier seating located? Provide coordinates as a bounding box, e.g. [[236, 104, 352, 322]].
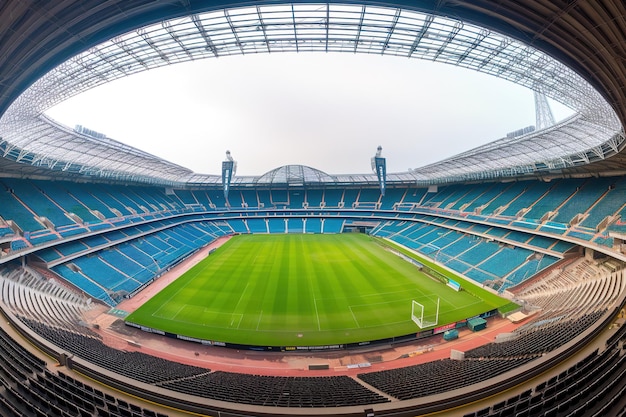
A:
[[0, 187, 47, 232], [379, 188, 406, 209], [524, 178, 585, 221], [256, 190, 272, 208], [462, 182, 510, 213], [305, 189, 323, 207], [241, 189, 258, 208], [372, 220, 559, 291], [227, 190, 244, 208], [500, 182, 554, 217], [4, 175, 626, 260], [2, 179, 76, 228], [404, 177, 626, 248]]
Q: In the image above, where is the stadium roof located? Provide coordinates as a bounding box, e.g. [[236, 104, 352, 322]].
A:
[[0, 1, 625, 186]]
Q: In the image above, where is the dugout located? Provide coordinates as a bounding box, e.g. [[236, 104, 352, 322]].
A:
[[467, 318, 487, 332]]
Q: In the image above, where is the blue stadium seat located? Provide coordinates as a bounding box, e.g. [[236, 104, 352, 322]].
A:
[[581, 177, 626, 229], [524, 179, 585, 221], [271, 189, 289, 206], [379, 188, 406, 210], [305, 217, 322, 233], [240, 190, 259, 208], [305, 189, 323, 207], [227, 190, 244, 208], [552, 178, 614, 224], [322, 218, 344, 233], [286, 218, 304, 233], [256, 190, 272, 208], [500, 182, 552, 217], [323, 189, 343, 207], [267, 218, 286, 233], [2, 179, 76, 228], [227, 219, 249, 233], [247, 218, 268, 233], [463, 182, 510, 212]]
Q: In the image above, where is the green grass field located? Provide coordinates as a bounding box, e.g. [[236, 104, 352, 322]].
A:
[[125, 233, 509, 347]]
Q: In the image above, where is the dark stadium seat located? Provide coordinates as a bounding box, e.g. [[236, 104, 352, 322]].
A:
[[0, 2, 626, 409], [0, 167, 623, 415]]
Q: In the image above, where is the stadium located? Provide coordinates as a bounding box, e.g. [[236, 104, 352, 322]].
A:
[[0, 1, 625, 416]]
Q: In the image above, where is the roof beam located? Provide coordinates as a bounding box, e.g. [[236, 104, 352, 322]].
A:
[[433, 20, 462, 61], [255, 5, 271, 54], [137, 28, 169, 63], [162, 20, 194, 60], [457, 28, 489, 65], [111, 35, 150, 71], [191, 14, 218, 57], [408, 14, 434, 58], [224, 9, 245, 54], [381, 8, 401, 54]]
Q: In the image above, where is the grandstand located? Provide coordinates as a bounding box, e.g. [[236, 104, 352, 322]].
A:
[[0, 2, 625, 417]]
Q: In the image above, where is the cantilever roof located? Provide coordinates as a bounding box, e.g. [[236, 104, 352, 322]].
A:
[[0, 2, 624, 186]]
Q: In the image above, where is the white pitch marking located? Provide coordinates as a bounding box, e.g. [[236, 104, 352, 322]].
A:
[[313, 295, 321, 331], [348, 305, 361, 328], [256, 310, 263, 331]]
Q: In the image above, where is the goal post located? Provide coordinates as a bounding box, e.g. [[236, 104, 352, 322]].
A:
[[411, 298, 440, 329]]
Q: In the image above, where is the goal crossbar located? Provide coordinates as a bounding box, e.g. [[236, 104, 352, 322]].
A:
[[411, 298, 440, 329]]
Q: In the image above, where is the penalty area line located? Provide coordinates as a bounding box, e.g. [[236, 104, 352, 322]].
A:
[[230, 313, 243, 329], [256, 310, 263, 331], [152, 303, 185, 320], [348, 306, 361, 328], [313, 296, 321, 331]]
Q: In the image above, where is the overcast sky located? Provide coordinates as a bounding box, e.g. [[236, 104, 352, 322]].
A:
[[46, 53, 573, 177]]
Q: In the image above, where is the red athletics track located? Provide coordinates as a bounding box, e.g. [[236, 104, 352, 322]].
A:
[[85, 235, 525, 377]]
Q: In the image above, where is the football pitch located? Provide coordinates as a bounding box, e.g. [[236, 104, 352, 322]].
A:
[[125, 233, 508, 347]]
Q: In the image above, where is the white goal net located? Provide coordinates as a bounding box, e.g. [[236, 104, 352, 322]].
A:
[[411, 298, 440, 329]]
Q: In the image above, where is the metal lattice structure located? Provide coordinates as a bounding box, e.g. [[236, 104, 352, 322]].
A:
[[535, 92, 556, 131], [0, 3, 623, 186]]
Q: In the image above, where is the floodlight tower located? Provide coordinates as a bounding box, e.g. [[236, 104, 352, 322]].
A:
[[534, 90, 556, 130], [222, 150, 237, 204], [371, 145, 386, 197]]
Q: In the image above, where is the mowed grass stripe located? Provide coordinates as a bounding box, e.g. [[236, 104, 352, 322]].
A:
[[311, 238, 349, 331], [240, 237, 273, 330], [287, 237, 308, 330], [192, 238, 251, 327], [126, 233, 509, 346], [352, 242, 414, 327], [319, 236, 364, 330], [341, 238, 396, 322], [298, 236, 321, 331], [345, 239, 414, 328]]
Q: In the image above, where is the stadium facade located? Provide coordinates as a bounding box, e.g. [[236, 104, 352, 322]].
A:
[[0, 1, 625, 417]]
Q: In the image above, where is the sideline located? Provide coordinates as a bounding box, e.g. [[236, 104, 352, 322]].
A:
[[116, 235, 233, 313], [83, 234, 525, 377]]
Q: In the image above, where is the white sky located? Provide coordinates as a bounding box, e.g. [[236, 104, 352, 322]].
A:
[[46, 53, 573, 177]]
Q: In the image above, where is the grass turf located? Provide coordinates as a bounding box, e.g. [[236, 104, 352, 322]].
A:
[[125, 233, 509, 347]]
